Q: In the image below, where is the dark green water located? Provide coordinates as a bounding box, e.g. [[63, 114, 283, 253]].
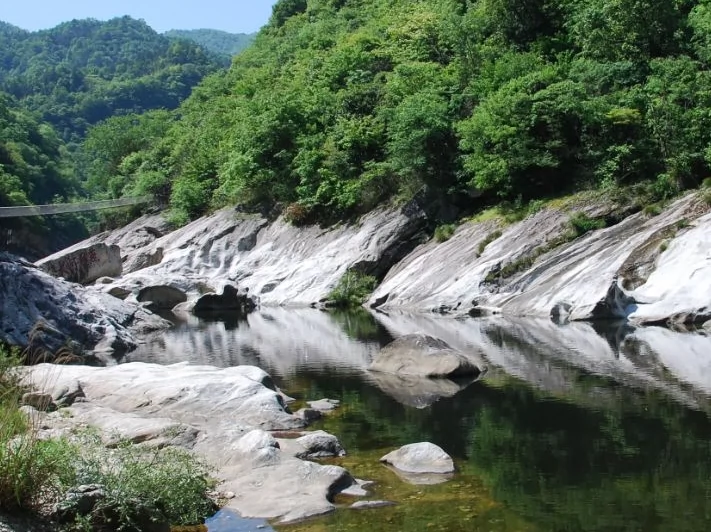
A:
[[129, 309, 711, 532]]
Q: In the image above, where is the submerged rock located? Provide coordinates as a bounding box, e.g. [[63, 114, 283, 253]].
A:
[[368, 371, 475, 408], [36, 242, 122, 285], [380, 442, 455, 475], [369, 334, 483, 378]]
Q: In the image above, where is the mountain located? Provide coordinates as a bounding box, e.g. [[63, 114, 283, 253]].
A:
[[94, 0, 709, 226], [164, 29, 255, 57], [0, 16, 225, 141]]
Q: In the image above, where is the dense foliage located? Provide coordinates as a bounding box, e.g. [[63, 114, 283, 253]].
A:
[[164, 29, 255, 58], [0, 16, 224, 141], [91, 0, 711, 224]]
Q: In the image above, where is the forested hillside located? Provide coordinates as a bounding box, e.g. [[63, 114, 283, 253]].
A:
[[164, 29, 255, 57], [0, 16, 224, 141], [90, 0, 711, 226]]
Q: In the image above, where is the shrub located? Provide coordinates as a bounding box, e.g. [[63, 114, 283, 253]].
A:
[[701, 189, 711, 206], [434, 224, 456, 242], [70, 434, 214, 530], [568, 212, 606, 237], [328, 270, 378, 308], [284, 202, 311, 226], [477, 230, 503, 255], [643, 203, 663, 217]]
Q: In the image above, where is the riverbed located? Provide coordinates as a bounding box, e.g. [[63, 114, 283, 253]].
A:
[[127, 309, 711, 532]]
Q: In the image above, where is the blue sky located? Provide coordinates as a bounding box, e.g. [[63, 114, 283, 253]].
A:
[[1, 0, 278, 34]]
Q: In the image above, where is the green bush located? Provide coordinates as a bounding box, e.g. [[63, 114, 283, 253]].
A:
[[477, 230, 503, 255], [70, 434, 214, 530], [568, 212, 606, 237], [434, 224, 456, 243], [643, 203, 663, 217], [328, 271, 378, 308]]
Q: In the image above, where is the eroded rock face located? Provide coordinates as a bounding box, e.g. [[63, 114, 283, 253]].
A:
[[36, 243, 121, 285], [84, 202, 427, 307], [0, 254, 168, 359], [193, 285, 256, 316], [21, 363, 358, 523], [380, 442, 454, 474], [369, 193, 711, 324], [369, 334, 484, 378]]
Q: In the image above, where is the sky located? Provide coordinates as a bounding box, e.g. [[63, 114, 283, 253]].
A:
[[1, 0, 278, 34]]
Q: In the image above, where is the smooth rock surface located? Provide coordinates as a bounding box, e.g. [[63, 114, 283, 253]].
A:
[[380, 442, 455, 474], [137, 285, 188, 310], [21, 362, 358, 523], [0, 253, 168, 358], [369, 334, 483, 378], [369, 193, 710, 323], [37, 242, 122, 285], [87, 203, 426, 306]]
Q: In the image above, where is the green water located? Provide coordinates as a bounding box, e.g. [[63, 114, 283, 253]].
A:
[[130, 309, 711, 532]]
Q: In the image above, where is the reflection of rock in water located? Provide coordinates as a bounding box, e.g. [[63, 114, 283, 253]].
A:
[[367, 371, 475, 409], [375, 312, 711, 412], [127, 308, 381, 377]]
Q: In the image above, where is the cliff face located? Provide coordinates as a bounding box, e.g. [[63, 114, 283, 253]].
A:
[[42, 190, 711, 329]]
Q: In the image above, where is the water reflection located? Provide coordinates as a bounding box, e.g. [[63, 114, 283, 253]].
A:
[[129, 309, 711, 531]]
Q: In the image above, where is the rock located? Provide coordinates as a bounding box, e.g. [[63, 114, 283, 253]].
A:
[[293, 431, 345, 459], [350, 500, 396, 510], [108, 285, 132, 300], [380, 442, 454, 474], [19, 363, 359, 523], [294, 408, 322, 423], [70, 202, 426, 307], [369, 334, 483, 378], [54, 484, 105, 523], [367, 193, 711, 325], [307, 398, 340, 412], [36, 243, 122, 285], [52, 380, 85, 407], [137, 285, 188, 310], [95, 276, 115, 285], [193, 284, 256, 315], [21, 392, 55, 412], [340, 479, 374, 497], [0, 254, 169, 359]]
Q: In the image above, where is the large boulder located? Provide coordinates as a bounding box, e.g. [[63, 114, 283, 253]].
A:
[[0, 254, 168, 360], [369, 334, 483, 378], [36, 243, 121, 285], [137, 285, 187, 310], [193, 285, 256, 315], [380, 442, 454, 474], [21, 363, 359, 524]]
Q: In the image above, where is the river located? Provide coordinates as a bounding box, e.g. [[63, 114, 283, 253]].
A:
[[127, 309, 711, 532]]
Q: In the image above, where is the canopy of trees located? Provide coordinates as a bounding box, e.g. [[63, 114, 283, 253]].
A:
[[0, 16, 224, 141], [89, 0, 710, 225], [164, 29, 255, 58]]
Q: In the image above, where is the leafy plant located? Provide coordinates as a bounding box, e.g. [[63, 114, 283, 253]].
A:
[[328, 270, 378, 308], [568, 212, 606, 237], [478, 230, 503, 255], [434, 224, 456, 243]]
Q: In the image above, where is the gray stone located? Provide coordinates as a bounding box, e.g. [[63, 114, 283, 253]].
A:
[[21, 392, 55, 411], [294, 408, 322, 423], [137, 285, 187, 310], [307, 398, 340, 412], [0, 254, 169, 359], [108, 285, 132, 300], [369, 334, 483, 378], [193, 284, 256, 315], [380, 442, 454, 474], [19, 363, 360, 523], [350, 500, 396, 510], [294, 430, 346, 459], [37, 243, 122, 285]]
